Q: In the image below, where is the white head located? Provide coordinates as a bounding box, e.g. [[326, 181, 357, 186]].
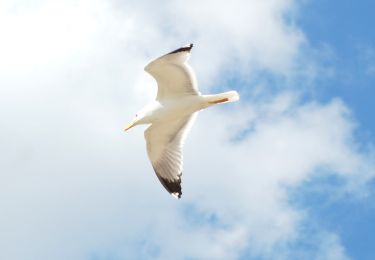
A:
[[124, 106, 153, 131], [124, 102, 159, 131], [124, 112, 142, 131]]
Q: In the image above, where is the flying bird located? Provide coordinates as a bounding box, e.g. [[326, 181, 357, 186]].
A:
[[124, 43, 239, 199]]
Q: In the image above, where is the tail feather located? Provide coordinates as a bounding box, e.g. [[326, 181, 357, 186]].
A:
[[204, 91, 240, 105]]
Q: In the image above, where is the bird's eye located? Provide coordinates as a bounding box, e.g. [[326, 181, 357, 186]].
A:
[[135, 114, 138, 117]]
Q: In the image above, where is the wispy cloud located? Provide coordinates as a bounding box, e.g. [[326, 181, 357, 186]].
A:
[[357, 44, 375, 76], [0, 0, 373, 259]]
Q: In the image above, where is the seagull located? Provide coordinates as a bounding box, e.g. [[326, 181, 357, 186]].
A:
[[124, 43, 239, 199]]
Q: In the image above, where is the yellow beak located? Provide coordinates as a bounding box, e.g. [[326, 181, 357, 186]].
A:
[[124, 122, 135, 131]]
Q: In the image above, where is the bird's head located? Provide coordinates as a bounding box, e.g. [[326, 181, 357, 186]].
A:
[[124, 102, 158, 131], [124, 112, 142, 131], [124, 108, 150, 131]]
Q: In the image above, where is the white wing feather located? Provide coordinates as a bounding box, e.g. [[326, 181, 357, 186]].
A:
[[144, 44, 200, 100], [144, 113, 197, 198]]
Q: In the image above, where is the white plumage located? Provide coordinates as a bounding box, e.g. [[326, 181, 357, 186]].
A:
[[125, 43, 239, 199]]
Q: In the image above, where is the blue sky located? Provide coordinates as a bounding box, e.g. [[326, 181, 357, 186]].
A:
[[299, 0, 375, 137], [292, 1, 375, 259], [0, 0, 374, 259]]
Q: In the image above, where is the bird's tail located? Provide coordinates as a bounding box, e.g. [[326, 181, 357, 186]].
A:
[[204, 91, 240, 105]]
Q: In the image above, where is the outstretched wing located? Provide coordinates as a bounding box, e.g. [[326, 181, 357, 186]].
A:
[[144, 113, 197, 198], [144, 43, 200, 101]]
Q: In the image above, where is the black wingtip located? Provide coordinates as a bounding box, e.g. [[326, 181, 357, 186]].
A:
[[168, 43, 193, 55], [173, 191, 182, 199], [154, 169, 183, 199], [162, 177, 182, 199]]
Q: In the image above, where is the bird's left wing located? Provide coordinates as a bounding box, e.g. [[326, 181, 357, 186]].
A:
[[144, 44, 200, 101], [144, 113, 197, 198]]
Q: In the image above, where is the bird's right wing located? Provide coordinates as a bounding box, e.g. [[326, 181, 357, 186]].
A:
[[144, 44, 200, 101], [144, 113, 197, 198]]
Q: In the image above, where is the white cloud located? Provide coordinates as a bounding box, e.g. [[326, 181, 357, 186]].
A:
[[0, 0, 373, 259], [357, 44, 375, 76], [316, 233, 350, 260]]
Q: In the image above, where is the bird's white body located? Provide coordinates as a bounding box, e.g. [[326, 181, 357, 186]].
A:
[[138, 96, 205, 125], [125, 44, 239, 198]]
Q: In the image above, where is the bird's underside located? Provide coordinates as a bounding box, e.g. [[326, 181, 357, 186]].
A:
[[141, 43, 239, 199], [143, 44, 199, 199]]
